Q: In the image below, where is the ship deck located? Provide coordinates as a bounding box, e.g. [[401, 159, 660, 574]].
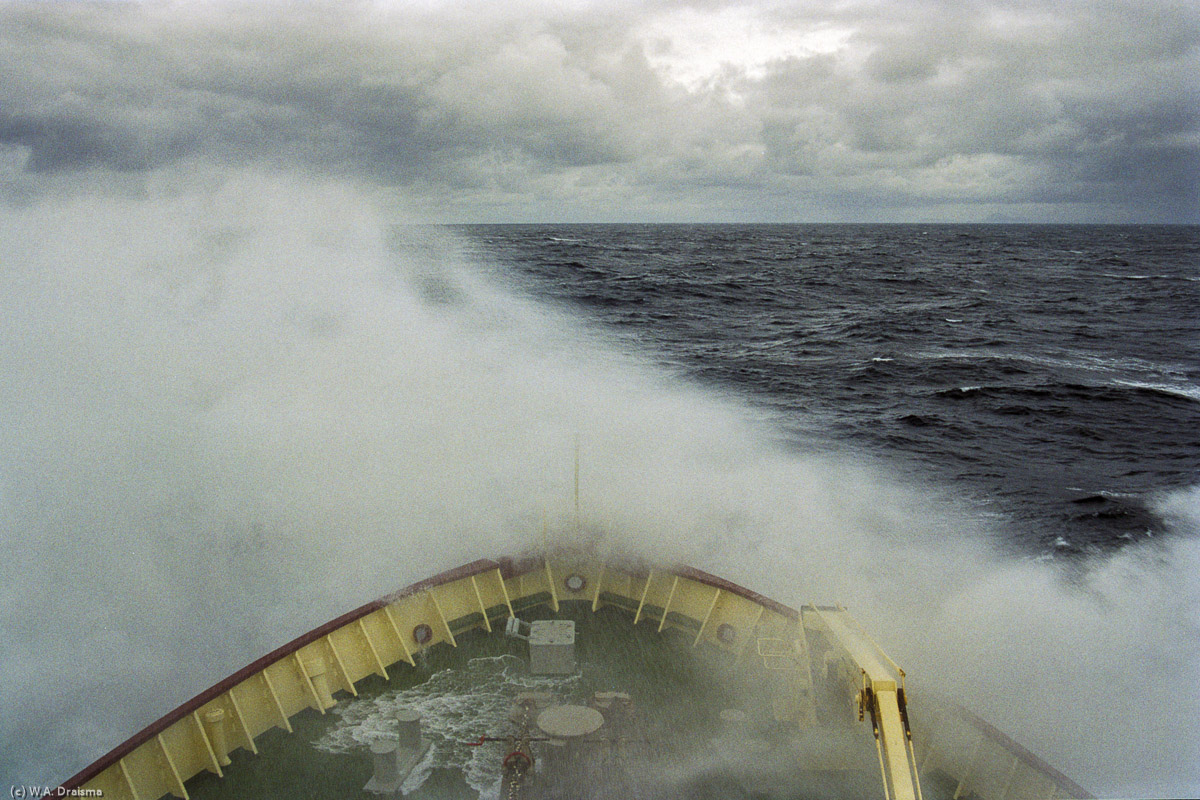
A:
[[184, 601, 886, 800], [57, 555, 1092, 800]]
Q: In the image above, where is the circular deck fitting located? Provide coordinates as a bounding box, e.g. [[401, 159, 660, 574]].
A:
[[564, 573, 586, 593], [412, 623, 433, 645], [536, 705, 604, 739], [716, 623, 737, 644]]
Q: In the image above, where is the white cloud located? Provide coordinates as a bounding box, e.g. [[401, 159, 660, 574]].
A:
[[638, 5, 854, 90]]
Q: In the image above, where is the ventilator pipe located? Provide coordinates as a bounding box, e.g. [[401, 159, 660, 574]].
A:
[[203, 708, 232, 767], [305, 658, 335, 710]]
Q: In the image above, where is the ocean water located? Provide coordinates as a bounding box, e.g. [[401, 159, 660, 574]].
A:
[[458, 224, 1200, 557]]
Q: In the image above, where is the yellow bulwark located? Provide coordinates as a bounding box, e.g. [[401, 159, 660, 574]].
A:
[[53, 555, 1092, 800]]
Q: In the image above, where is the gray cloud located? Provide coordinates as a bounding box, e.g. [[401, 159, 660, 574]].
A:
[[0, 0, 1196, 221]]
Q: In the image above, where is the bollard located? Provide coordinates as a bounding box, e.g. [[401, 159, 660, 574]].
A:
[[366, 740, 400, 793], [364, 707, 431, 794], [396, 707, 422, 749]]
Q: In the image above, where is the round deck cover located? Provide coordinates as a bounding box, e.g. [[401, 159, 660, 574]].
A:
[[536, 705, 604, 738]]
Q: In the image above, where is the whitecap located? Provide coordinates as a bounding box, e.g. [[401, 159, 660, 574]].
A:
[[1111, 379, 1200, 403]]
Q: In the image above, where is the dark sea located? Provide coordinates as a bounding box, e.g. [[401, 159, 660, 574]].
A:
[[455, 224, 1200, 557]]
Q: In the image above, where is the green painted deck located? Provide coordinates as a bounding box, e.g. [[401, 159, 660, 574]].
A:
[[182, 601, 896, 800]]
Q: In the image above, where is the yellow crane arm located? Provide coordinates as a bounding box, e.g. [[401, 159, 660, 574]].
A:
[[810, 607, 922, 800]]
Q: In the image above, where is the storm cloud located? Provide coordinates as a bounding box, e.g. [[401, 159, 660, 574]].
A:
[[1, 0, 1197, 219]]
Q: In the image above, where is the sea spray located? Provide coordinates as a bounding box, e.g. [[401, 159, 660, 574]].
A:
[[0, 171, 805, 782], [1, 173, 1196, 796]]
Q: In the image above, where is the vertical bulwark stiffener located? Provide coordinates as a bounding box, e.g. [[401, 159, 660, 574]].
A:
[[809, 606, 923, 800]]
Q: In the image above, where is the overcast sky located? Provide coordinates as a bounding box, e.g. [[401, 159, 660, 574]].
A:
[[1, 0, 1197, 222]]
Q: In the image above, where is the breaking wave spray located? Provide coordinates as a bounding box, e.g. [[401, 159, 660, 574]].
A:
[[0, 171, 1196, 796]]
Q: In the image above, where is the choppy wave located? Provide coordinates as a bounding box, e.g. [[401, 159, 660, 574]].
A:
[[908, 347, 1200, 413], [1110, 379, 1200, 403], [1100, 272, 1196, 281], [913, 346, 1194, 383], [936, 380, 1200, 406]]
